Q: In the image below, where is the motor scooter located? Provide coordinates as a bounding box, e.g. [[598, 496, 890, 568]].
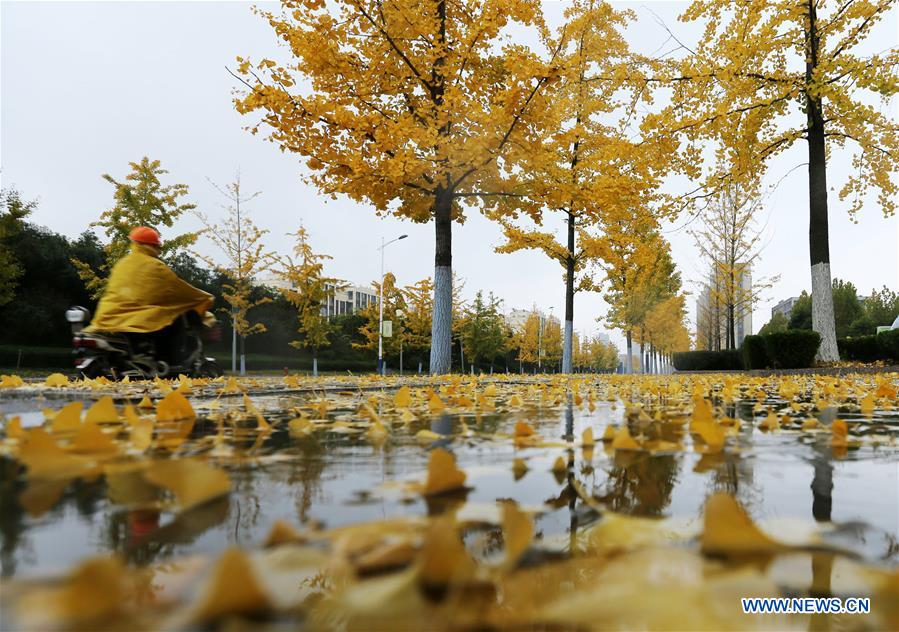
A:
[[66, 306, 223, 380]]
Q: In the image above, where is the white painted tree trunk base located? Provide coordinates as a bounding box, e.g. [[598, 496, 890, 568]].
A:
[[430, 265, 453, 374], [562, 320, 573, 374], [811, 262, 840, 362]]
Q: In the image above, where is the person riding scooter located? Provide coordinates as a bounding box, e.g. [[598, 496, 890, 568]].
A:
[[85, 226, 215, 365]]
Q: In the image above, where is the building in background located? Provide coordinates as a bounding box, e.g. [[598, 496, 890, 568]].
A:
[[696, 265, 753, 349], [321, 283, 378, 317], [504, 307, 548, 330], [771, 296, 800, 320], [262, 276, 378, 318]]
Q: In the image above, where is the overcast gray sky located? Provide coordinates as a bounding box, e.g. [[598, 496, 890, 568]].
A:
[[2, 1, 897, 349]]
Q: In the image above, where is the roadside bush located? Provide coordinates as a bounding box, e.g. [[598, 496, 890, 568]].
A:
[[672, 350, 744, 371], [838, 336, 881, 363], [876, 329, 899, 363], [741, 335, 770, 369], [763, 330, 821, 369]]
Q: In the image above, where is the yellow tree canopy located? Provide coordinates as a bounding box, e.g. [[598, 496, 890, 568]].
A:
[[654, 0, 898, 216], [234, 0, 556, 221]]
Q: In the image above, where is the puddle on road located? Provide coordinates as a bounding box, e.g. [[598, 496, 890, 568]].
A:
[[2, 379, 897, 580]]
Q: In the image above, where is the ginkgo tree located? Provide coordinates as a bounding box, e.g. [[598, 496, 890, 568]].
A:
[[494, 0, 677, 374], [690, 181, 778, 350], [276, 225, 343, 377], [656, 0, 899, 361], [233, 0, 559, 374], [74, 157, 199, 298], [196, 174, 273, 375], [0, 188, 36, 307], [592, 211, 680, 373]]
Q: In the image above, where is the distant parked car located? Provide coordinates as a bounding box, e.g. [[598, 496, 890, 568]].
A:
[[892, 315, 899, 330]]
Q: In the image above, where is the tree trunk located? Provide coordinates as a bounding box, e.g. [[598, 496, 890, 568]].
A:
[[240, 334, 246, 376], [728, 301, 735, 350], [562, 212, 575, 374], [312, 350, 318, 377], [625, 330, 633, 375], [429, 189, 453, 373], [805, 0, 839, 361]]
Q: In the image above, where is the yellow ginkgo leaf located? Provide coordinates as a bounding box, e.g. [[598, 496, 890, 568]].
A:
[[156, 390, 196, 422], [831, 419, 849, 447], [423, 448, 466, 496], [859, 393, 875, 416], [415, 429, 443, 443], [188, 548, 271, 623], [700, 493, 781, 555], [758, 410, 779, 432], [514, 421, 536, 437], [512, 458, 528, 480], [692, 419, 725, 451], [394, 386, 412, 408], [137, 396, 154, 409], [500, 502, 533, 567], [84, 396, 119, 424], [551, 455, 567, 473], [144, 459, 230, 510], [288, 417, 314, 436], [19, 428, 95, 480], [51, 402, 83, 433], [611, 426, 640, 451], [130, 417, 153, 452], [5, 415, 24, 439], [400, 409, 416, 423], [44, 373, 69, 388], [0, 374, 24, 389], [418, 517, 475, 589], [69, 421, 119, 455], [428, 391, 446, 413], [581, 427, 595, 447], [508, 394, 523, 407], [16, 556, 128, 627], [601, 425, 616, 442]]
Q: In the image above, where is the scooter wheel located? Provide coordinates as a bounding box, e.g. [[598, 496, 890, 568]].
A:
[[197, 360, 223, 378]]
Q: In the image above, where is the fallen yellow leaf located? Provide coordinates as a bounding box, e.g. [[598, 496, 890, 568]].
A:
[[44, 373, 69, 388], [188, 548, 271, 623], [700, 493, 781, 555], [19, 428, 95, 480], [611, 426, 640, 451], [144, 459, 230, 510], [51, 402, 83, 433], [423, 448, 466, 496], [69, 421, 119, 455], [84, 396, 119, 424], [418, 517, 475, 588], [581, 427, 595, 446], [501, 502, 533, 567], [156, 390, 196, 422], [395, 386, 412, 408]]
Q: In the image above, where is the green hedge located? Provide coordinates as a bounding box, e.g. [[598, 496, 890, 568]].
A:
[[876, 329, 899, 363], [836, 330, 899, 364], [741, 335, 769, 370], [762, 330, 821, 369], [672, 350, 744, 371], [838, 336, 881, 362], [0, 345, 74, 369]]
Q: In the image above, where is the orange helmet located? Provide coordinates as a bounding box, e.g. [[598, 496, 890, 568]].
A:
[[129, 226, 161, 247]]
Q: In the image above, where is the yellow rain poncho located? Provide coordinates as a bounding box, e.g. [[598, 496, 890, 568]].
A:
[[86, 243, 214, 334]]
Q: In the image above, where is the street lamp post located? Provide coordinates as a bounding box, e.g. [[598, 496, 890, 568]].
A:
[[378, 234, 407, 376]]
